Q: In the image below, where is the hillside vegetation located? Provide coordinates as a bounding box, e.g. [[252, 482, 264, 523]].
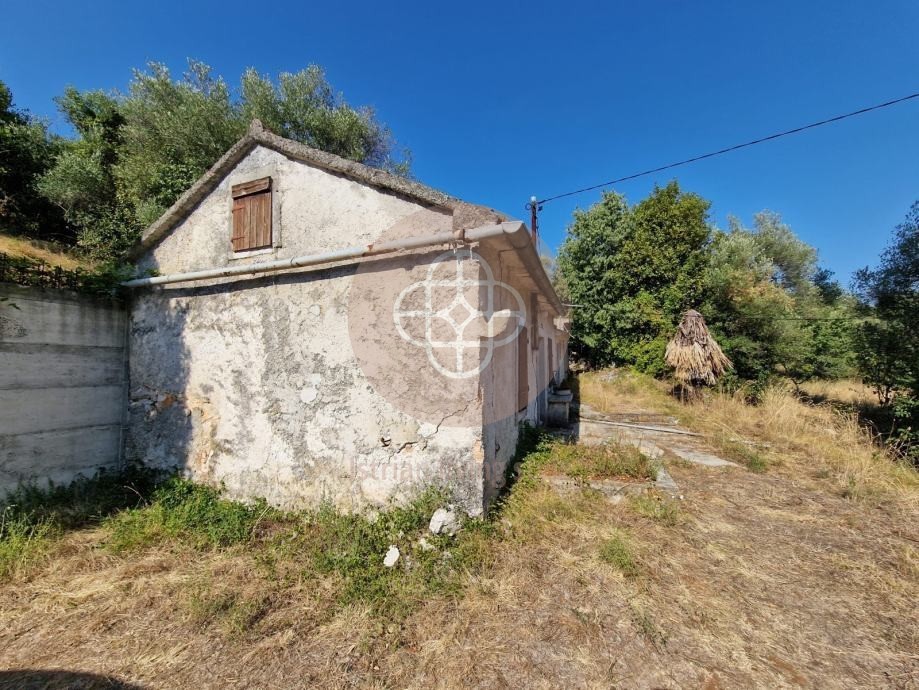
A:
[[0, 232, 93, 271], [557, 188, 919, 462]]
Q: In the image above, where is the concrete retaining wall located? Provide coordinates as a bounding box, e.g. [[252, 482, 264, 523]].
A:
[[0, 284, 126, 495]]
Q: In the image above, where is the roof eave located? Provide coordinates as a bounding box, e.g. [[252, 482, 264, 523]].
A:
[[130, 120, 474, 259]]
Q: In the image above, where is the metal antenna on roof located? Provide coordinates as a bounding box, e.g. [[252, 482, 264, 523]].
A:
[[525, 196, 542, 243]]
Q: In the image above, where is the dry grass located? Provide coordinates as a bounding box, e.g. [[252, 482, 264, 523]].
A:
[[1, 372, 917, 688], [665, 309, 731, 386], [799, 377, 878, 405], [0, 232, 92, 271], [581, 370, 919, 508]]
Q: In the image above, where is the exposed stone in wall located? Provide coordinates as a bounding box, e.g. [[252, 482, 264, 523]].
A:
[[129, 146, 486, 514]]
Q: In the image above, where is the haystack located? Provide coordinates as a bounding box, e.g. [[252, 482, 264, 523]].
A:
[[665, 309, 731, 389]]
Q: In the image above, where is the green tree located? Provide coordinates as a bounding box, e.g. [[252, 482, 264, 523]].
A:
[[37, 87, 130, 255], [240, 66, 409, 175], [115, 61, 244, 229], [703, 214, 855, 387], [38, 60, 410, 260], [750, 210, 818, 295], [558, 185, 855, 387], [557, 182, 711, 372], [854, 202, 919, 454], [0, 81, 69, 241]]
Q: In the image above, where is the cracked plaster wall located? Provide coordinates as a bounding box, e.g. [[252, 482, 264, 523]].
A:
[[127, 146, 487, 513]]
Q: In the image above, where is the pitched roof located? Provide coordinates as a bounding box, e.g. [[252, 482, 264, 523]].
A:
[[133, 120, 504, 256]]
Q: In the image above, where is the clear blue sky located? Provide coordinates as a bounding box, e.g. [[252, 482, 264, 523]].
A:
[[2, 1, 917, 283]]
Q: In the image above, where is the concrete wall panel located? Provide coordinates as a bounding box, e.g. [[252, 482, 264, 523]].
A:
[[0, 285, 126, 495], [0, 344, 123, 390], [0, 424, 121, 489], [0, 386, 124, 435]]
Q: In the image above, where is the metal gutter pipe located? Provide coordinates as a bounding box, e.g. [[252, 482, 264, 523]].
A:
[[122, 222, 523, 289], [121, 220, 565, 317], [466, 222, 565, 316]]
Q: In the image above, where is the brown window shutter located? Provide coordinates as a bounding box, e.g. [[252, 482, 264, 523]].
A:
[[517, 326, 529, 412], [231, 177, 272, 251]]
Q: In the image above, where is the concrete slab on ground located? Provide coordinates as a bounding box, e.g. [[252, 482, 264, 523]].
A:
[[575, 404, 739, 469]]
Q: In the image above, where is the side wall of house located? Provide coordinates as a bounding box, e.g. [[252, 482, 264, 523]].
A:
[[0, 284, 126, 494], [476, 243, 569, 505], [127, 146, 486, 514]]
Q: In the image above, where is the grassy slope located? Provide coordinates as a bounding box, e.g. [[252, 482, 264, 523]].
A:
[[0, 374, 916, 688], [0, 232, 92, 271]]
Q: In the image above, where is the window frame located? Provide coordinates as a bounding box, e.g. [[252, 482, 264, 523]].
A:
[[226, 164, 282, 260]]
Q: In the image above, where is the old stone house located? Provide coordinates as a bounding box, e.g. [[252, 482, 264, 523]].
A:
[[123, 120, 568, 515]]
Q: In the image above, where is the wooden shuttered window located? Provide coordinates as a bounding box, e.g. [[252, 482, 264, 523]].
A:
[[517, 326, 529, 412], [231, 177, 272, 252]]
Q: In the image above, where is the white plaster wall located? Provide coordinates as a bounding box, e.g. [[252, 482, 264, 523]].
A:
[[128, 146, 486, 513]]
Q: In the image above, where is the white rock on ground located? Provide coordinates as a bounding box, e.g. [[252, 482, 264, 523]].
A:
[[429, 508, 460, 536], [383, 545, 400, 567]]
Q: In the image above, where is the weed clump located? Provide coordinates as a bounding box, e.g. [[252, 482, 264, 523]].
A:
[[630, 493, 681, 526], [599, 532, 640, 577], [0, 507, 56, 580], [286, 490, 495, 619], [105, 479, 497, 622], [543, 442, 659, 482], [720, 439, 769, 472], [0, 465, 158, 579], [106, 477, 274, 552]]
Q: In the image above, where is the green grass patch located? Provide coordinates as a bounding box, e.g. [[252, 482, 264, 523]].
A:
[[599, 531, 640, 577], [0, 465, 158, 579], [0, 508, 56, 580], [630, 493, 681, 526], [718, 438, 769, 472], [542, 442, 658, 483], [104, 478, 497, 622], [275, 489, 496, 620], [105, 476, 280, 552], [498, 424, 657, 491]]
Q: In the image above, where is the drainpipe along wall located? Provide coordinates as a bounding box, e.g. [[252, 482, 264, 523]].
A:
[[122, 221, 532, 290]]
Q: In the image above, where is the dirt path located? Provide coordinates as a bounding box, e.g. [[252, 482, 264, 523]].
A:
[[386, 407, 918, 688]]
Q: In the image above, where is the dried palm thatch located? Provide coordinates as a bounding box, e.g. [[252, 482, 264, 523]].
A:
[[665, 309, 732, 387]]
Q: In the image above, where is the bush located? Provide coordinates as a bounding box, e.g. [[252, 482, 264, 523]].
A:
[[891, 395, 919, 466]]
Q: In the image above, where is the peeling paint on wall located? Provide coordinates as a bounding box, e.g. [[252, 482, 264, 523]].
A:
[[127, 144, 567, 515]]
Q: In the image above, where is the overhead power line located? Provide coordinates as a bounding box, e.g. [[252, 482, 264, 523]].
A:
[[537, 90, 919, 205]]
